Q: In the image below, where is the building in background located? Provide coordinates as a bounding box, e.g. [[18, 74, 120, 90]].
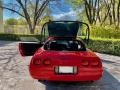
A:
[[0, 0, 4, 33]]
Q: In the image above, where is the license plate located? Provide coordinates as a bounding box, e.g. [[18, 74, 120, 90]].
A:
[[58, 66, 74, 74]]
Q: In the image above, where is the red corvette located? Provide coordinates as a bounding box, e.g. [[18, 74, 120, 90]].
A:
[[19, 21, 103, 82]]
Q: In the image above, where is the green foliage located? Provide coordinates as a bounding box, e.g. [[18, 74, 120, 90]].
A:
[[88, 38, 120, 56], [5, 18, 18, 25], [0, 33, 119, 56], [17, 18, 27, 25], [0, 34, 41, 41], [66, 0, 83, 9], [0, 34, 19, 41], [39, 16, 53, 26], [90, 25, 120, 39]]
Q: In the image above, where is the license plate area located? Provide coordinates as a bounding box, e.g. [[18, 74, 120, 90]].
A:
[[55, 66, 77, 74]]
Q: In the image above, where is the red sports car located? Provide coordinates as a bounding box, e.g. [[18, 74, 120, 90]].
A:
[[19, 21, 103, 82]]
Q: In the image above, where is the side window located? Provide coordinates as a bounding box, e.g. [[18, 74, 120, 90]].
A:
[[78, 41, 86, 51], [41, 24, 49, 42], [44, 41, 50, 50]]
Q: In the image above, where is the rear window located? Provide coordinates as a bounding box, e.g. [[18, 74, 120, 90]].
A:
[[44, 40, 86, 51]]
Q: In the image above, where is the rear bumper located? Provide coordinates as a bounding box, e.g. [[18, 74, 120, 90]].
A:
[[29, 67, 103, 81]]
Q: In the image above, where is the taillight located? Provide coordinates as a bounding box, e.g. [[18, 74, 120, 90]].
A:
[[91, 60, 99, 66], [33, 58, 41, 65], [81, 60, 89, 66], [81, 60, 100, 67], [43, 58, 51, 65]]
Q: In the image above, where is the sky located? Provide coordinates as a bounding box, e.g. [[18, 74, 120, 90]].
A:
[[50, 0, 77, 20], [3, 0, 20, 19], [3, 0, 78, 20]]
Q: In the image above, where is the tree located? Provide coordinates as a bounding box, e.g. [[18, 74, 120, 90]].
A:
[[17, 18, 27, 25], [117, 0, 120, 27], [0, 0, 51, 34], [66, 0, 83, 9], [5, 18, 18, 25], [67, 0, 120, 27], [39, 16, 53, 25]]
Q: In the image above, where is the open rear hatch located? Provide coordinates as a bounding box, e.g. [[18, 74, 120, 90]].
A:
[[47, 21, 80, 37], [41, 21, 90, 43]]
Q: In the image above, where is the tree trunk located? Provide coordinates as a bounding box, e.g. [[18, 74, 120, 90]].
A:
[[84, 0, 93, 25], [109, 12, 112, 25], [97, 0, 101, 23], [93, 0, 97, 25], [112, 0, 116, 24], [85, 1, 91, 24], [117, 0, 120, 27], [28, 25, 35, 34], [101, 0, 111, 25]]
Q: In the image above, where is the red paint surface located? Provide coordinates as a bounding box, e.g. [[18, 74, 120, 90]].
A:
[[29, 48, 103, 81]]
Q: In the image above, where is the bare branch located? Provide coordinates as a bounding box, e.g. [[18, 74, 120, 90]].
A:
[[1, 0, 51, 34], [0, 6, 25, 17], [35, 0, 50, 19], [34, 0, 50, 26]]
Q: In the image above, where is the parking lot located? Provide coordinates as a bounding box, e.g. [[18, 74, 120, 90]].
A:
[[0, 41, 120, 90]]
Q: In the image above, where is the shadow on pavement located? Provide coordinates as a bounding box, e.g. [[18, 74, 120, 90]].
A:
[[39, 70, 120, 90], [0, 41, 16, 47], [103, 59, 120, 66]]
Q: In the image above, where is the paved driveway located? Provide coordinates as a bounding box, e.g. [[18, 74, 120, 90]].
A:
[[0, 41, 120, 90]]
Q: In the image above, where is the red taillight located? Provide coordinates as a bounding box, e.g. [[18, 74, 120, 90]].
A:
[[33, 59, 41, 65], [81, 60, 100, 67], [91, 60, 99, 66], [81, 60, 89, 66], [43, 59, 51, 65]]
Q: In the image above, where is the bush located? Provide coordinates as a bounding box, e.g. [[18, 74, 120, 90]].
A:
[[91, 25, 120, 39], [0, 34, 41, 41], [88, 38, 120, 56], [0, 34, 19, 41], [0, 34, 120, 56], [5, 18, 18, 25]]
